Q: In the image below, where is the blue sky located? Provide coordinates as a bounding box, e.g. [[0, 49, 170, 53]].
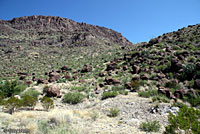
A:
[[0, 0, 199, 43]]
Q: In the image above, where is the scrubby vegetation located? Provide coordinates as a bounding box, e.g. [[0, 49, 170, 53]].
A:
[[102, 91, 118, 100], [62, 92, 85, 104], [41, 96, 54, 111], [0, 15, 200, 133], [139, 120, 160, 132], [165, 105, 200, 134], [108, 107, 120, 117]]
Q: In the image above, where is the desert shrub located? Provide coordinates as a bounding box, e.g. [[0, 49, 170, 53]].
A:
[[21, 95, 38, 109], [183, 92, 200, 107], [165, 81, 181, 93], [130, 80, 141, 91], [91, 112, 99, 121], [0, 94, 5, 104], [108, 108, 120, 117], [0, 80, 27, 98], [152, 95, 170, 103], [119, 90, 128, 95], [164, 105, 200, 134], [138, 90, 158, 98], [41, 96, 54, 111], [101, 91, 118, 100], [158, 64, 168, 72], [112, 86, 124, 91], [56, 78, 66, 83], [62, 92, 85, 104], [70, 86, 86, 92], [140, 120, 160, 132], [180, 63, 196, 80], [1, 96, 22, 114], [37, 120, 76, 134], [21, 89, 40, 98]]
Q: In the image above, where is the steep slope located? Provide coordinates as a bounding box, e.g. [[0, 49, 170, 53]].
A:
[[0, 15, 132, 78]]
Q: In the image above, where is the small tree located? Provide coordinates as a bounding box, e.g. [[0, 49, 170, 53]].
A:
[[41, 96, 54, 111], [2, 97, 22, 114], [21, 95, 38, 110]]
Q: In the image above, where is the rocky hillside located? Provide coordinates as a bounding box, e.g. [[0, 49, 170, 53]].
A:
[[0, 15, 132, 78], [0, 16, 200, 134]]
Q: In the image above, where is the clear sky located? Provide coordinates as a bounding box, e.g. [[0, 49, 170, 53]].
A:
[[0, 0, 199, 43]]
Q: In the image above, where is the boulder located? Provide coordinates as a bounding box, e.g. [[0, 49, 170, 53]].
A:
[[105, 77, 120, 85], [194, 79, 200, 89], [158, 88, 175, 99], [63, 75, 71, 80], [24, 80, 32, 85], [106, 62, 117, 71], [170, 58, 182, 72], [43, 85, 61, 98], [125, 82, 132, 89], [60, 66, 68, 71], [123, 65, 128, 71], [132, 75, 140, 81], [48, 72, 60, 82], [157, 73, 166, 79], [99, 83, 104, 88], [99, 72, 106, 77], [132, 65, 140, 74], [140, 74, 149, 80], [37, 78, 48, 84], [174, 89, 187, 99], [81, 64, 92, 73]]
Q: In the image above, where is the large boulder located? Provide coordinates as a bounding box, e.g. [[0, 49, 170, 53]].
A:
[[43, 85, 61, 98]]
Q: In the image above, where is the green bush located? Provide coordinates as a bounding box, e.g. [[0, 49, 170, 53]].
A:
[[41, 96, 54, 111], [62, 92, 85, 104], [108, 108, 120, 117], [102, 91, 118, 100], [165, 105, 200, 134], [180, 63, 196, 80], [21, 89, 40, 98], [165, 81, 181, 93], [119, 90, 128, 95], [37, 120, 76, 134], [0, 80, 27, 98], [70, 86, 86, 92], [21, 95, 38, 109], [1, 96, 22, 114], [130, 80, 141, 91], [138, 90, 158, 98], [139, 120, 160, 132], [112, 86, 124, 91]]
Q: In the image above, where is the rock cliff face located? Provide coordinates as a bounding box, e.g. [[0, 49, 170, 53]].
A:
[[0, 15, 132, 47]]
